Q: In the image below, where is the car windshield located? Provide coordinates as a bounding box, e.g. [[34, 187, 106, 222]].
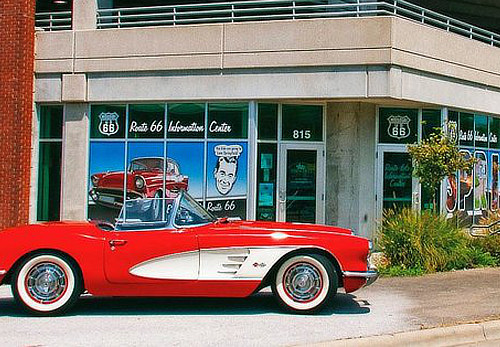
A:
[[116, 198, 175, 230], [175, 192, 216, 227], [129, 158, 164, 171]]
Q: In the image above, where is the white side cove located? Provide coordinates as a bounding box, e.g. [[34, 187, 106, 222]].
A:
[[129, 251, 199, 280], [128, 247, 299, 280]]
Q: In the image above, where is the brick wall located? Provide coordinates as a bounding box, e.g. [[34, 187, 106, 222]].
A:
[[0, 0, 35, 229]]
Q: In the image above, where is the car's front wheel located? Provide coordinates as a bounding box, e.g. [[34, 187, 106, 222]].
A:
[[12, 252, 82, 316], [272, 254, 337, 314]]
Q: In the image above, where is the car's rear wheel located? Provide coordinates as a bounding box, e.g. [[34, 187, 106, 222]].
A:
[[12, 253, 82, 316], [272, 254, 337, 314]]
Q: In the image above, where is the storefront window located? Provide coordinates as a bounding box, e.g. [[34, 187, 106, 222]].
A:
[[422, 109, 441, 140], [208, 103, 248, 139], [88, 102, 249, 224], [378, 108, 418, 144], [128, 104, 165, 139], [37, 105, 63, 221], [282, 105, 323, 141], [382, 152, 413, 210], [459, 112, 474, 147], [256, 143, 277, 221], [258, 103, 278, 140], [167, 103, 205, 139], [90, 104, 126, 139], [475, 114, 488, 148]]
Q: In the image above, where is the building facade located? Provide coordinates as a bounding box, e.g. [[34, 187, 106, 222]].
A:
[[13, 0, 500, 239]]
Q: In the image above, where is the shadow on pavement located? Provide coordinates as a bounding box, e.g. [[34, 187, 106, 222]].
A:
[[0, 292, 370, 317]]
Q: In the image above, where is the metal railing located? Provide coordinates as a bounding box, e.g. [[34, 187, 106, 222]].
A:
[[35, 11, 72, 31], [96, 0, 500, 48]]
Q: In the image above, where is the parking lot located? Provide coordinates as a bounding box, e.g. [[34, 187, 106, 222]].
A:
[[1, 268, 499, 346]]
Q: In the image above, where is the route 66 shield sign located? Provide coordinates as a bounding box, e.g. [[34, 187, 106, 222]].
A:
[[98, 112, 120, 136], [387, 115, 411, 140]]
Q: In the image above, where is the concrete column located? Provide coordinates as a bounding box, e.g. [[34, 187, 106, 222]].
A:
[[73, 0, 97, 30], [325, 102, 376, 239], [61, 104, 89, 220]]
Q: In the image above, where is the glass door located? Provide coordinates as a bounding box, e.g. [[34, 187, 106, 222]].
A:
[[377, 146, 419, 217], [278, 144, 325, 224]]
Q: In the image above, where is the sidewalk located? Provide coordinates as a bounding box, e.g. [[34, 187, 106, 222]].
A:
[[308, 320, 500, 346]]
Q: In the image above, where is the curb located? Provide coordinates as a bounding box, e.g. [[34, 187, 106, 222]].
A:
[[307, 320, 500, 347]]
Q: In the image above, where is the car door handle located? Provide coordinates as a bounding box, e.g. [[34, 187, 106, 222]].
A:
[[109, 240, 128, 247]]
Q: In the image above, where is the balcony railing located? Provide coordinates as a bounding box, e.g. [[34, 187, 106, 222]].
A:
[[35, 11, 72, 31], [96, 0, 500, 48]]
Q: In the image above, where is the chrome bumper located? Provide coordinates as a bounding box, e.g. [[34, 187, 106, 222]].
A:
[[343, 267, 379, 287], [0, 270, 6, 276]]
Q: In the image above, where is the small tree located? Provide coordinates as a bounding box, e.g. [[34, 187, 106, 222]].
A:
[[408, 128, 474, 212]]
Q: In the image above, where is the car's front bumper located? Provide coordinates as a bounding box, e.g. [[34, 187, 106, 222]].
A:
[[343, 266, 379, 287]]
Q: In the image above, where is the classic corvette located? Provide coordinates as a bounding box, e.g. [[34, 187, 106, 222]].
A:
[[0, 191, 378, 316], [89, 157, 188, 208]]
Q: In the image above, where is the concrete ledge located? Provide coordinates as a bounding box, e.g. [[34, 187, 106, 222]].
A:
[[308, 320, 500, 347]]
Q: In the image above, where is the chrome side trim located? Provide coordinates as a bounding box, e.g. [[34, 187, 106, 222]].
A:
[[0, 270, 6, 275]]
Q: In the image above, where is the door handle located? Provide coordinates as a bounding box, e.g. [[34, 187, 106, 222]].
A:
[[109, 240, 128, 248]]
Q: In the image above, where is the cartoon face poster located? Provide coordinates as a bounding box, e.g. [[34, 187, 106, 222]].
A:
[[206, 142, 248, 198]]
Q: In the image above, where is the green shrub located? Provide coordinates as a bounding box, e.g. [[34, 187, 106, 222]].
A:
[[470, 235, 500, 264], [378, 265, 425, 277], [378, 208, 496, 273]]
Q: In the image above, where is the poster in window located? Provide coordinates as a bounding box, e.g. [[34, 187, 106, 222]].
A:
[[490, 152, 499, 211], [166, 142, 204, 199], [206, 142, 248, 198], [474, 114, 488, 148], [446, 174, 458, 213], [458, 150, 473, 213], [88, 141, 125, 222], [474, 151, 488, 211]]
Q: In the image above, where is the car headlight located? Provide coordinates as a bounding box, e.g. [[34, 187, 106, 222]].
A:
[[135, 176, 145, 190], [91, 175, 99, 186], [368, 240, 373, 251]]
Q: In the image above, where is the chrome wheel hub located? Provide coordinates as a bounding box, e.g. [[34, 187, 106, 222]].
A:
[[284, 262, 322, 302], [26, 262, 67, 303]]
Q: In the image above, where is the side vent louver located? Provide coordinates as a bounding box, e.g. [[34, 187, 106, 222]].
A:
[[217, 249, 250, 275]]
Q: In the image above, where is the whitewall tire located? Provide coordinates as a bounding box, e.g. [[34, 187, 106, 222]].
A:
[[272, 254, 337, 314], [12, 253, 82, 316]]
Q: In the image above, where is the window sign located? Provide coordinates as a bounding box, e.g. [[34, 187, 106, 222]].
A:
[[167, 103, 205, 139], [208, 103, 248, 139], [458, 150, 473, 212], [206, 198, 247, 220], [90, 105, 126, 139], [489, 117, 500, 149], [378, 108, 418, 144], [282, 105, 323, 141], [459, 113, 474, 147], [474, 114, 488, 148], [128, 104, 165, 139], [447, 111, 459, 144]]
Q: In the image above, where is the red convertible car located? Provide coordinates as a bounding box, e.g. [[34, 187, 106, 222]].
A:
[[0, 191, 378, 316], [89, 157, 188, 208]]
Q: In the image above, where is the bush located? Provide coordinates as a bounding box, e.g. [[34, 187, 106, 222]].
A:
[[470, 235, 500, 264], [378, 208, 497, 274]]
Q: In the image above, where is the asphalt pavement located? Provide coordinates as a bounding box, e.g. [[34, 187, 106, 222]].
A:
[[0, 267, 499, 346]]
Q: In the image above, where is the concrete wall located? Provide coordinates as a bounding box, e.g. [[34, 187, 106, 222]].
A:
[[60, 104, 89, 221], [325, 102, 376, 238]]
